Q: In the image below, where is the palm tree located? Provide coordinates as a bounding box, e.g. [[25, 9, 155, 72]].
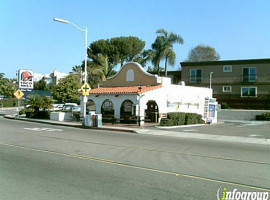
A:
[[156, 29, 184, 77], [143, 37, 164, 75], [87, 54, 116, 88]]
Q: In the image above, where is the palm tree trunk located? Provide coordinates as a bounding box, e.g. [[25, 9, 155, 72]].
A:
[[165, 56, 168, 77]]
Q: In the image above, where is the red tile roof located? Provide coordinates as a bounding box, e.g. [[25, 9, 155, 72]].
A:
[[89, 85, 162, 95]]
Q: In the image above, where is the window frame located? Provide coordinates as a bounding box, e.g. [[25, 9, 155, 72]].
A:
[[189, 69, 202, 83], [222, 86, 232, 92], [241, 87, 257, 98], [242, 67, 257, 82], [223, 65, 232, 72]]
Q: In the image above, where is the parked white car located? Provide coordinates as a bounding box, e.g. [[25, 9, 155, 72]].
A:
[[52, 104, 64, 111], [62, 103, 79, 111]]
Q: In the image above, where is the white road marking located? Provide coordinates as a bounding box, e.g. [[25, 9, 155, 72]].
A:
[[24, 128, 62, 132], [249, 134, 264, 137], [182, 129, 197, 132]]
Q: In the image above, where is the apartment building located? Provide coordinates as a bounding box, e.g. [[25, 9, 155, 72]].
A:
[[180, 58, 270, 109]]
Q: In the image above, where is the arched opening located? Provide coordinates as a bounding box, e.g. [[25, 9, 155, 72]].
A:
[[120, 100, 136, 124], [86, 99, 96, 113], [101, 99, 114, 122], [145, 100, 159, 123]]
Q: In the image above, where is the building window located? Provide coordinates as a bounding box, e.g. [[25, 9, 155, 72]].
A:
[[126, 69, 134, 82], [223, 86, 232, 92], [223, 65, 232, 72], [190, 69, 202, 83], [241, 87, 257, 97], [243, 67, 256, 82]]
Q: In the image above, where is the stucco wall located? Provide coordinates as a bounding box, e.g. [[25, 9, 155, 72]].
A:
[[103, 62, 159, 87]]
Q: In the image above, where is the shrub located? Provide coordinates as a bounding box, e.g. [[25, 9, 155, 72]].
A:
[[221, 102, 230, 109], [0, 98, 26, 107], [159, 112, 204, 126], [185, 113, 204, 125], [256, 112, 270, 121], [19, 108, 35, 115], [20, 107, 50, 119]]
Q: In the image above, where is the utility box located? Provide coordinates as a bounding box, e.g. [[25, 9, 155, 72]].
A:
[[92, 114, 102, 127], [84, 115, 92, 127]]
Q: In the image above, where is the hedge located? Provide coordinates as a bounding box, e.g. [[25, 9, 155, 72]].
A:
[[19, 108, 50, 119], [160, 112, 204, 126], [256, 112, 270, 121], [0, 98, 26, 107]]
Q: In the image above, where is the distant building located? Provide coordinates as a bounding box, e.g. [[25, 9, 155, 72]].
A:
[[160, 70, 181, 84], [34, 69, 68, 85], [181, 58, 270, 109]]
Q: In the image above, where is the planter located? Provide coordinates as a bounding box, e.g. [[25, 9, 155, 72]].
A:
[[50, 112, 72, 121]]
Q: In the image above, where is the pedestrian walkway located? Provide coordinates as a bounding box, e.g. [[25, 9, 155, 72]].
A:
[[3, 115, 270, 146]]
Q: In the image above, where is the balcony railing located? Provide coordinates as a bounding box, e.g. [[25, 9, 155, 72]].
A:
[[189, 76, 202, 83], [243, 74, 257, 82]]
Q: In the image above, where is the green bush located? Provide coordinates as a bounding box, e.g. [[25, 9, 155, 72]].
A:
[[221, 102, 230, 109], [21, 108, 50, 119], [185, 113, 204, 125], [167, 112, 186, 125], [33, 111, 51, 119], [0, 98, 26, 107], [19, 108, 35, 115], [160, 112, 204, 126], [256, 112, 270, 121]]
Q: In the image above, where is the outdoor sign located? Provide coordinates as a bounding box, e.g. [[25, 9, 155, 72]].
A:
[[18, 70, 34, 90], [81, 82, 91, 96], [14, 89, 24, 99]]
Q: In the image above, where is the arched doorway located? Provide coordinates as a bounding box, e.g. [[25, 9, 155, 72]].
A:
[[101, 99, 114, 122], [120, 100, 136, 123], [86, 99, 96, 113], [145, 100, 159, 123]]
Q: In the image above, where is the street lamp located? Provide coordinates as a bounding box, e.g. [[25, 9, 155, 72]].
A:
[[54, 17, 88, 118], [209, 72, 213, 89]]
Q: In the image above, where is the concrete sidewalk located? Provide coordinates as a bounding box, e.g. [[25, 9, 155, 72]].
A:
[[3, 115, 270, 146]]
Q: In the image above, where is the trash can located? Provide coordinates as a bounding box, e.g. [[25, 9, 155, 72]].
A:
[[92, 114, 96, 127]]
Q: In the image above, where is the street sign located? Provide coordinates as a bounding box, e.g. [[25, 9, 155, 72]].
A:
[[14, 89, 24, 99], [81, 83, 91, 96], [18, 70, 34, 90]]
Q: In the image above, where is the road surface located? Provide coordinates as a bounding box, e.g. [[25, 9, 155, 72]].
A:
[[0, 117, 269, 199]]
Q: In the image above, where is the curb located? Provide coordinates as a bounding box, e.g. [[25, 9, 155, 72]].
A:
[[3, 115, 137, 134]]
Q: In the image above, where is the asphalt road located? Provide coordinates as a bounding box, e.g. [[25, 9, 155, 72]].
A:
[[157, 120, 270, 139], [0, 117, 269, 200]]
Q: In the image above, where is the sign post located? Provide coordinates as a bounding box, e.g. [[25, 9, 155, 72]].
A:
[[80, 83, 91, 118], [14, 89, 24, 118]]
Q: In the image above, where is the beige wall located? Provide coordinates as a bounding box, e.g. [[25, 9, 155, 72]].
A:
[[182, 62, 270, 85], [103, 62, 159, 87], [181, 60, 270, 109]]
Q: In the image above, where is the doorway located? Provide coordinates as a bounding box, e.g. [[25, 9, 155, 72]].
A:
[[145, 100, 159, 123]]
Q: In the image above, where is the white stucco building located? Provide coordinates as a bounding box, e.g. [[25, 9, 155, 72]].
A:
[[34, 69, 68, 84], [83, 62, 217, 125]]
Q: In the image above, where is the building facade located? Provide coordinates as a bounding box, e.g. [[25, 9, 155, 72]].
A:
[[181, 58, 270, 109], [34, 69, 68, 85], [83, 62, 216, 125]]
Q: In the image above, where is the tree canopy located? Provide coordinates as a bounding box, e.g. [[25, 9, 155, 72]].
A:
[[51, 74, 81, 104], [0, 73, 17, 97], [143, 29, 183, 76], [34, 78, 50, 91], [88, 36, 145, 68], [186, 45, 220, 62]]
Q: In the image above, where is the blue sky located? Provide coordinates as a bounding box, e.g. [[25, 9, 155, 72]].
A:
[[1, 0, 270, 79]]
